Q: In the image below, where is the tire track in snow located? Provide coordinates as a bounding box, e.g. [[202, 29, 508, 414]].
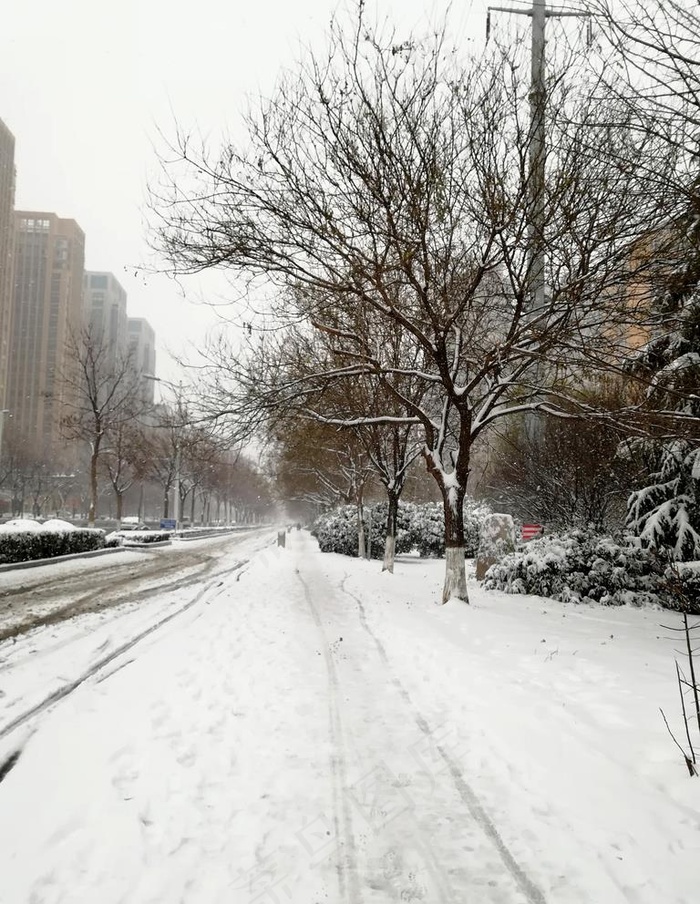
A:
[[0, 559, 249, 744], [340, 576, 548, 904], [0, 532, 273, 672], [0, 528, 271, 643], [296, 567, 363, 904], [0, 570, 209, 644]]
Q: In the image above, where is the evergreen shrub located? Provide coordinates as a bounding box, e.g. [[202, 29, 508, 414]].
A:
[[312, 499, 492, 559], [312, 506, 359, 557], [0, 527, 105, 564], [109, 530, 172, 546], [484, 529, 700, 612]]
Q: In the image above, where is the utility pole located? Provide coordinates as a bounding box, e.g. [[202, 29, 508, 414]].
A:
[[487, 2, 591, 313]]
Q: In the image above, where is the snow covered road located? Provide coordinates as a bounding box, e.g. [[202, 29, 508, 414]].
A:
[[0, 528, 267, 641], [0, 531, 698, 903]]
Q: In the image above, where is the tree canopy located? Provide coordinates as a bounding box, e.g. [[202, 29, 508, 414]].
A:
[[152, 8, 686, 599]]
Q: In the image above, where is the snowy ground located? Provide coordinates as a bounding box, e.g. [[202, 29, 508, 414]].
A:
[[0, 530, 698, 903]]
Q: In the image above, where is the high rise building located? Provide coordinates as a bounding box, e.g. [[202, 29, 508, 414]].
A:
[[0, 119, 16, 411], [127, 317, 156, 404], [8, 212, 85, 454], [83, 271, 128, 372]]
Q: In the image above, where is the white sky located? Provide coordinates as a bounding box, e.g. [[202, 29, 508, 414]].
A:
[[0, 0, 491, 383]]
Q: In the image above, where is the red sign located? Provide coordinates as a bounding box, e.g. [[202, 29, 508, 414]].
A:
[[521, 524, 542, 541]]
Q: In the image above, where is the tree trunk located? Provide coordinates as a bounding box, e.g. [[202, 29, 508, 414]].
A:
[[424, 445, 470, 603], [163, 491, 170, 519], [357, 499, 366, 558], [441, 481, 469, 604], [382, 490, 399, 573], [88, 446, 99, 527], [116, 490, 124, 522], [423, 413, 471, 604]]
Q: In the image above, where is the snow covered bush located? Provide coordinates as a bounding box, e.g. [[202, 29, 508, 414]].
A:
[[0, 524, 105, 564], [365, 501, 415, 557], [483, 530, 669, 607], [107, 529, 172, 547], [404, 502, 444, 557], [312, 506, 359, 557], [400, 500, 491, 558], [312, 503, 413, 558], [661, 562, 700, 614], [464, 499, 493, 554], [312, 498, 492, 559]]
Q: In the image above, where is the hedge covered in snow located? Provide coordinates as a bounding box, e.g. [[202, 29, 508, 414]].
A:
[[312, 505, 410, 558], [0, 521, 105, 564], [483, 529, 700, 612], [402, 502, 444, 557], [312, 499, 492, 559], [105, 529, 172, 548]]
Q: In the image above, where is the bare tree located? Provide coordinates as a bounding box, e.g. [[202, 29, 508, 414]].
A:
[[139, 392, 226, 523], [273, 413, 375, 556], [586, 1, 700, 147], [226, 455, 276, 524], [142, 416, 180, 520], [1, 426, 37, 516], [61, 328, 143, 525], [483, 413, 635, 533], [179, 428, 230, 523], [260, 318, 424, 570], [152, 11, 679, 602], [102, 418, 149, 522]]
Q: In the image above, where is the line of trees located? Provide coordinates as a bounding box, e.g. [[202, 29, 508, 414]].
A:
[[0, 326, 275, 526], [150, 3, 700, 599]]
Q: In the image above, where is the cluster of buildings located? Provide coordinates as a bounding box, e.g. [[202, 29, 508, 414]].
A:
[[0, 117, 156, 464]]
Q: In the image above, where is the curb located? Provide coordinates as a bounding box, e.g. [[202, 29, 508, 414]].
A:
[[121, 540, 172, 550]]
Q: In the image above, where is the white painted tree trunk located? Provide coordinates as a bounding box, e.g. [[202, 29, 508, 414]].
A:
[[357, 518, 366, 559], [382, 533, 396, 573], [442, 546, 469, 604]]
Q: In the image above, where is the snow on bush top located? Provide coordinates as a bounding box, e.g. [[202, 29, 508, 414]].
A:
[[40, 519, 78, 533], [0, 519, 44, 533], [312, 499, 493, 559], [484, 529, 699, 612], [0, 519, 86, 534]]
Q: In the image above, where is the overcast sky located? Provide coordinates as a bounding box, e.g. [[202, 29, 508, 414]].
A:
[[1, 0, 490, 384]]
